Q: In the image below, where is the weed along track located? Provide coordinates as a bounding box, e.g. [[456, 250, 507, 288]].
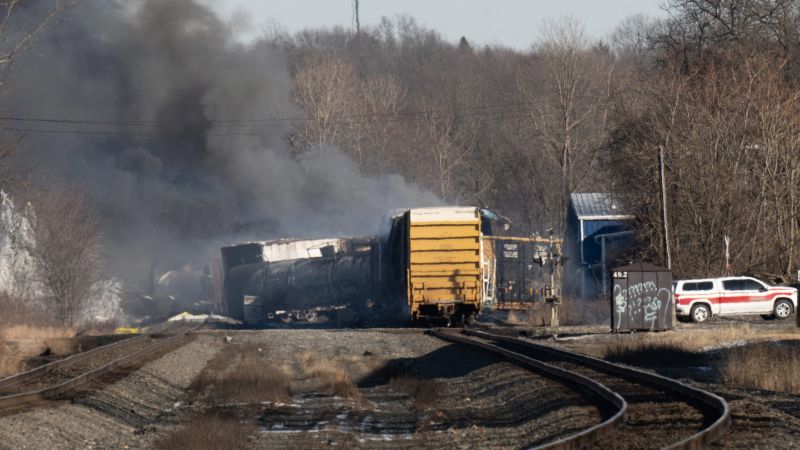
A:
[[447, 329, 731, 449]]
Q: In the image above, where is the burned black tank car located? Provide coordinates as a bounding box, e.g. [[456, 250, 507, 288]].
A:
[[216, 237, 392, 325]]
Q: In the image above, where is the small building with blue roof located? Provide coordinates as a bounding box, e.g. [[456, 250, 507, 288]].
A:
[[563, 193, 635, 300]]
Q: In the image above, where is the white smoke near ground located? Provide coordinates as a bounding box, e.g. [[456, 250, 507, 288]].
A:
[[0, 191, 38, 301], [6, 0, 440, 290], [0, 191, 123, 324]]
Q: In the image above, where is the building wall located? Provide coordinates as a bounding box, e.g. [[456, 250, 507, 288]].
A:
[[563, 212, 633, 300]]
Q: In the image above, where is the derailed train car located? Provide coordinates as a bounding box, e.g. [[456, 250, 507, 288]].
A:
[[218, 237, 385, 325], [217, 207, 541, 325], [385, 207, 484, 322]]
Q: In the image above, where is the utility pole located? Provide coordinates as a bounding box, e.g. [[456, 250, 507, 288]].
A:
[[658, 145, 672, 270], [353, 0, 360, 34]]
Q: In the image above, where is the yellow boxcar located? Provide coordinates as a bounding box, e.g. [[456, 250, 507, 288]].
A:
[[403, 207, 482, 321]]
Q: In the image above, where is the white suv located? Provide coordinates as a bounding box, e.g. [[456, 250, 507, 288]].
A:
[[674, 276, 797, 323]]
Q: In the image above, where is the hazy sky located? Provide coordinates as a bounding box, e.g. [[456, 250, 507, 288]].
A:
[[211, 0, 667, 49]]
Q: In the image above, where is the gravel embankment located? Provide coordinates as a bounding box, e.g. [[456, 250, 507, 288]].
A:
[[212, 329, 602, 449], [0, 334, 222, 450]]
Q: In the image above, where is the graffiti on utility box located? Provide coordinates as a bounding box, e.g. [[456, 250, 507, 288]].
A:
[[611, 263, 674, 332]]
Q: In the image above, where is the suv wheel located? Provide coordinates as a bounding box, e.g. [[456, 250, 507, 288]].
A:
[[691, 304, 710, 323], [773, 300, 794, 320]]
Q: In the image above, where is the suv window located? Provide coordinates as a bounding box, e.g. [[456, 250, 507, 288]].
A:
[[723, 279, 764, 291], [722, 280, 741, 291], [741, 279, 765, 291], [683, 281, 713, 291]]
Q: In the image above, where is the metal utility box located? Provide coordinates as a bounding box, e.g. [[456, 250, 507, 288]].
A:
[[610, 262, 673, 331]]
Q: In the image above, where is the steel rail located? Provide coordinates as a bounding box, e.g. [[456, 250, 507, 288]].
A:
[[465, 329, 731, 450], [427, 328, 627, 450], [0, 331, 194, 411], [0, 334, 150, 391]]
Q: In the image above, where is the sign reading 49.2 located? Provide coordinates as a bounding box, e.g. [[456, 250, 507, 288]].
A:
[[612, 271, 628, 279]]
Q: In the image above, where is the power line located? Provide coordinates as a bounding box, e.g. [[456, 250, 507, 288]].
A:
[[0, 100, 537, 126], [0, 106, 538, 137]]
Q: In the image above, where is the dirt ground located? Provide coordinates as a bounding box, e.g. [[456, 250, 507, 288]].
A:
[[172, 329, 602, 449], [516, 318, 800, 449], [0, 329, 603, 449], [0, 318, 797, 448]]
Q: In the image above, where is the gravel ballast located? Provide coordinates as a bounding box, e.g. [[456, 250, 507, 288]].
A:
[[0, 334, 222, 449]]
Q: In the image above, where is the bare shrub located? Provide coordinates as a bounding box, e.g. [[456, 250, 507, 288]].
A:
[[21, 188, 104, 328], [0, 293, 53, 330], [300, 351, 364, 404], [0, 1, 64, 185], [389, 374, 439, 409], [192, 343, 290, 404], [213, 360, 291, 404], [722, 342, 800, 394], [155, 410, 253, 450]]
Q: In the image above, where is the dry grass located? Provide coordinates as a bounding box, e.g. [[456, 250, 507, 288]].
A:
[[0, 325, 75, 340], [602, 323, 800, 377], [0, 342, 18, 377], [192, 343, 291, 404], [388, 374, 439, 408], [215, 360, 291, 404], [0, 325, 79, 377], [507, 297, 609, 327], [602, 324, 755, 364], [155, 410, 253, 450], [300, 351, 363, 402], [722, 342, 800, 394], [604, 341, 704, 366], [602, 323, 799, 356]]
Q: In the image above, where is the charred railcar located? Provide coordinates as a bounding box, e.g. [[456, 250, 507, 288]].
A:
[[219, 238, 390, 324], [216, 207, 538, 325]]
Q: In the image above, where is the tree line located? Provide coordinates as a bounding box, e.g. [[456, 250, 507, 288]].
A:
[[269, 1, 800, 281]]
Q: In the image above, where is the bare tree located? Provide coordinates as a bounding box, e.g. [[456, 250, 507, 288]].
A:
[[415, 102, 472, 199], [23, 188, 104, 328], [606, 46, 800, 278], [518, 17, 616, 231], [0, 0, 65, 188]]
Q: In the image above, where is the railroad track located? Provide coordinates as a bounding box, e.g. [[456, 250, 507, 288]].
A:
[[0, 329, 196, 412], [428, 329, 731, 450]]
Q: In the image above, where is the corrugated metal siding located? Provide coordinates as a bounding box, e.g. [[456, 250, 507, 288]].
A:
[[570, 193, 630, 219], [407, 208, 482, 311]]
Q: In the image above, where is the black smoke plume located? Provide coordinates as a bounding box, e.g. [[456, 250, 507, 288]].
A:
[[7, 0, 439, 285]]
